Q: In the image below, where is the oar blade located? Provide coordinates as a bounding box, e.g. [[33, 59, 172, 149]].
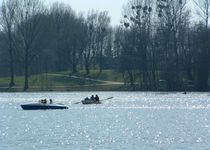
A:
[[74, 101, 81, 104], [107, 97, 113, 100], [100, 97, 114, 101]]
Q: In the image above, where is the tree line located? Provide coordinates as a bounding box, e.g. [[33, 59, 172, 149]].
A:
[[0, 0, 209, 91]]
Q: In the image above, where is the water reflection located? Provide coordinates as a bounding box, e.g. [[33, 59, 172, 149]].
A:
[[0, 92, 210, 149]]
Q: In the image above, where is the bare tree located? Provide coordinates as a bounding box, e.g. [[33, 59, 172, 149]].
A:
[[97, 11, 111, 73], [122, 0, 155, 89], [69, 16, 87, 73], [15, 0, 45, 91], [50, 3, 73, 72], [0, 0, 18, 87], [193, 0, 210, 90], [157, 0, 189, 89], [83, 10, 98, 75], [193, 0, 210, 29]]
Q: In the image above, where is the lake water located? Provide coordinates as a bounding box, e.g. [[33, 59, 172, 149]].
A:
[[0, 92, 210, 150]]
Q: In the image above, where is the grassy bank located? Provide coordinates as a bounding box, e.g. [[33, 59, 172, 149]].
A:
[[0, 70, 125, 92], [62, 70, 124, 82]]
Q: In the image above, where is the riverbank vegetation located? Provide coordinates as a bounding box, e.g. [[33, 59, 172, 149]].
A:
[[0, 0, 209, 91]]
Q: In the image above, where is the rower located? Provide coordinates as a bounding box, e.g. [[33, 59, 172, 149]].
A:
[[40, 99, 44, 104], [91, 95, 94, 100], [49, 99, 53, 104], [43, 99, 47, 104], [95, 95, 99, 102]]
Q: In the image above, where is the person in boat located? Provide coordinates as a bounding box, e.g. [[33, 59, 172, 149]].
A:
[[40, 99, 44, 104], [84, 97, 89, 101], [49, 99, 53, 104], [95, 95, 99, 102], [90, 95, 94, 100], [42, 99, 47, 104]]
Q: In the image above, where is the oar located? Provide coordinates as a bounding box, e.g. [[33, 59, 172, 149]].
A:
[[74, 101, 82, 104], [74, 97, 113, 104], [100, 97, 113, 102]]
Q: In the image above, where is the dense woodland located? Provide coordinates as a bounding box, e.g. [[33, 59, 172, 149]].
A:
[[0, 0, 209, 91]]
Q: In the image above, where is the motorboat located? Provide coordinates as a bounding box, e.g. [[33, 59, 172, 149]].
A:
[[21, 103, 68, 110]]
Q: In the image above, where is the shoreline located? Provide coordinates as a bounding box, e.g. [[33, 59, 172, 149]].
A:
[[0, 87, 208, 93]]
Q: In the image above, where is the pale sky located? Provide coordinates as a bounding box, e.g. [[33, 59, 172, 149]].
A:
[[44, 0, 128, 26], [0, 0, 128, 25], [0, 0, 200, 26], [44, 0, 197, 26]]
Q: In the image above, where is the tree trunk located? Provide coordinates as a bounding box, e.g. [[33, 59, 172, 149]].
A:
[[173, 31, 180, 89], [85, 65, 90, 75], [8, 32, 15, 87], [99, 41, 103, 73], [151, 64, 157, 90], [186, 65, 193, 81], [24, 49, 29, 91], [72, 50, 77, 73], [72, 63, 77, 73], [9, 49, 15, 87], [128, 71, 134, 90], [85, 60, 90, 75], [142, 50, 148, 90], [197, 49, 209, 91], [197, 25, 209, 91]]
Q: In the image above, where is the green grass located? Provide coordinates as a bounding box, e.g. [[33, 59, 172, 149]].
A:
[[62, 69, 124, 82], [0, 70, 125, 92]]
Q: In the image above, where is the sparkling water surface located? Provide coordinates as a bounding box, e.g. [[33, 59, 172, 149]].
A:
[[0, 92, 210, 150]]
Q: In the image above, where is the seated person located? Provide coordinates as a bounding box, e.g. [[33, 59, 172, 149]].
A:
[[90, 95, 94, 100], [42, 99, 47, 104], [95, 95, 99, 102]]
